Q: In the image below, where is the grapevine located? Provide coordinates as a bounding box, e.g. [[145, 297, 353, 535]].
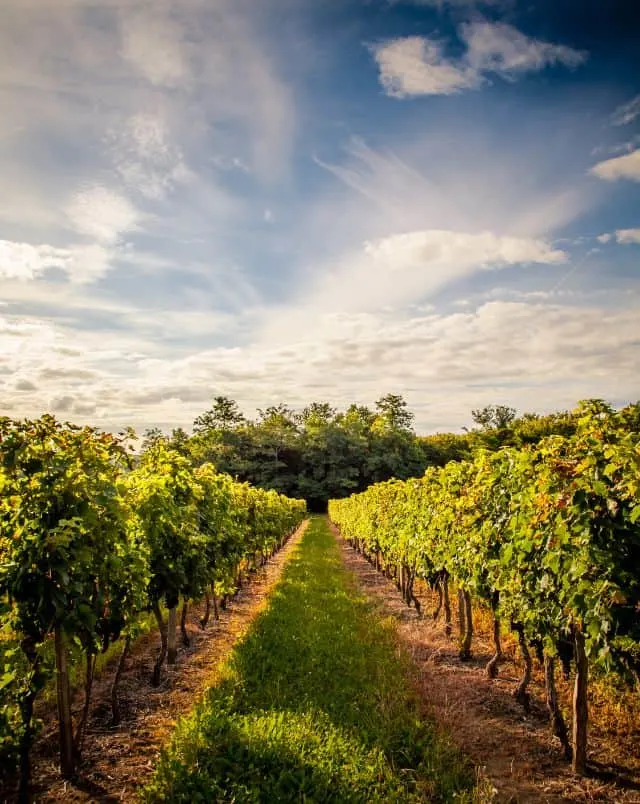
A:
[[329, 401, 640, 774]]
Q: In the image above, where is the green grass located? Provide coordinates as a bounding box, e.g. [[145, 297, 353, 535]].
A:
[[143, 516, 474, 803]]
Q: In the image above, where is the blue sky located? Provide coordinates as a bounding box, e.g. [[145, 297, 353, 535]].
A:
[[1, 0, 639, 433]]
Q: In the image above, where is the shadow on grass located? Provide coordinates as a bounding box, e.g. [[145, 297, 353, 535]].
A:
[[144, 517, 474, 803]]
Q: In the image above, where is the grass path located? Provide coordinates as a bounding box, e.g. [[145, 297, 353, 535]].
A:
[[144, 516, 473, 802]]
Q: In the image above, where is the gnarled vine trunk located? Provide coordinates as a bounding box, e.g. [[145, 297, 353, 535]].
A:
[[200, 591, 211, 630], [442, 575, 452, 636], [459, 590, 473, 660], [17, 638, 40, 803], [111, 636, 130, 726], [544, 654, 571, 760], [73, 648, 97, 756], [180, 599, 190, 646], [513, 624, 532, 712], [407, 569, 421, 614], [152, 601, 167, 686], [18, 685, 37, 803], [486, 614, 502, 678], [572, 628, 589, 775], [167, 606, 178, 664], [486, 593, 502, 678], [432, 580, 443, 621], [54, 626, 75, 778], [457, 588, 466, 642]]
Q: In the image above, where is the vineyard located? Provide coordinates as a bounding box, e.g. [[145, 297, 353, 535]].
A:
[[142, 517, 473, 802], [329, 400, 640, 778], [1, 401, 639, 802], [0, 415, 305, 801]]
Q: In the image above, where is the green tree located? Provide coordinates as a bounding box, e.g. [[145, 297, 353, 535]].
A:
[[299, 402, 337, 430], [374, 394, 414, 432], [193, 396, 245, 434], [169, 426, 191, 455], [141, 427, 166, 452], [470, 404, 516, 431]]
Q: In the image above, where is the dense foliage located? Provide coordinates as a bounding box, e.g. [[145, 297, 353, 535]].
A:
[[146, 394, 590, 510], [0, 414, 305, 799], [329, 401, 640, 775]]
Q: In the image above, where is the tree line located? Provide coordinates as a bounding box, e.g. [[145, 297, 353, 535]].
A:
[[143, 395, 607, 510]]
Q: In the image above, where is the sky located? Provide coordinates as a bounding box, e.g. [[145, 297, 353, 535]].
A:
[[1, 0, 639, 434]]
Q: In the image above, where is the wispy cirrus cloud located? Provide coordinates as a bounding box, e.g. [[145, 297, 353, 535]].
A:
[[611, 94, 640, 127], [65, 186, 141, 244], [371, 21, 586, 98], [461, 21, 586, 75], [119, 5, 190, 88], [107, 113, 191, 200]]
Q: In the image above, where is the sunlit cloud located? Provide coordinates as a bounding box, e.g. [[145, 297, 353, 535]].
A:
[[372, 21, 586, 98], [590, 149, 640, 182]]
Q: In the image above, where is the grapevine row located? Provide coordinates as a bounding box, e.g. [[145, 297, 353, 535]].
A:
[[329, 400, 640, 775], [0, 414, 306, 800]]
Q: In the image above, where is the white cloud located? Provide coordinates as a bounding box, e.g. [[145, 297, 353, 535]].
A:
[[616, 228, 640, 245], [0, 240, 113, 284], [62, 244, 115, 283], [597, 233, 612, 244], [65, 186, 140, 243], [0, 241, 113, 284], [590, 149, 640, 182], [611, 94, 640, 127], [372, 37, 477, 98], [591, 137, 640, 158], [0, 241, 69, 281], [461, 21, 586, 75], [0, 0, 296, 262], [365, 229, 566, 269], [119, 7, 189, 88], [2, 298, 638, 433], [372, 22, 586, 98], [107, 113, 190, 200], [312, 135, 593, 252], [261, 230, 567, 342]]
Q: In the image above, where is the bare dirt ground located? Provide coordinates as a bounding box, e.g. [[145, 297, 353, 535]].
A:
[[333, 524, 640, 804], [15, 521, 308, 804]]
